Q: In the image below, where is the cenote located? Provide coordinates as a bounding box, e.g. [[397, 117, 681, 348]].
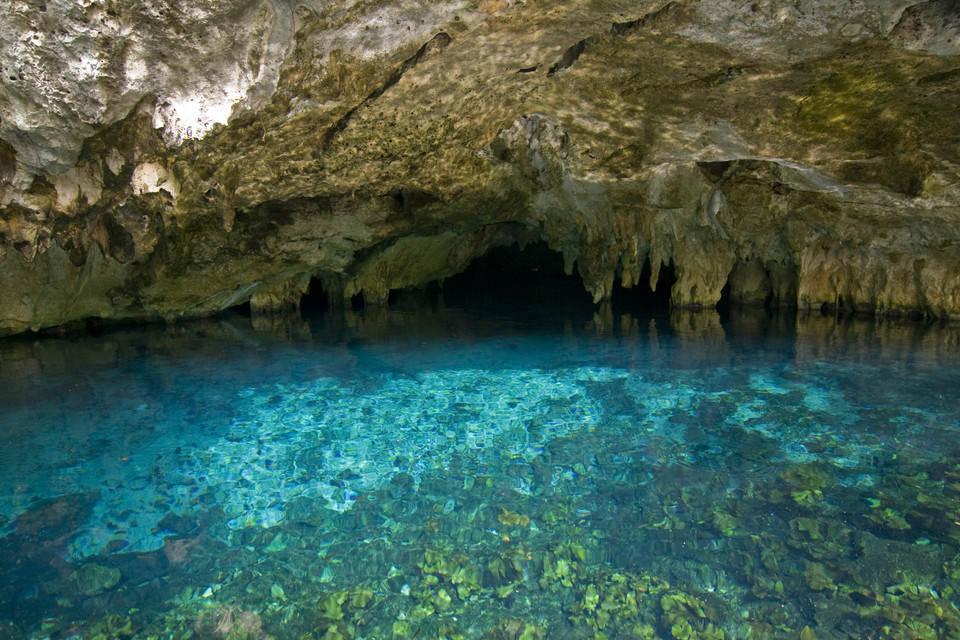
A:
[[1, 251, 960, 640]]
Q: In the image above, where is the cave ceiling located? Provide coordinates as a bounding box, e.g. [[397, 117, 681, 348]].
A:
[[1, 0, 959, 335]]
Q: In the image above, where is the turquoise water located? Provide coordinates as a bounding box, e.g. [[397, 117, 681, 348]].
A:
[[1, 303, 959, 640]]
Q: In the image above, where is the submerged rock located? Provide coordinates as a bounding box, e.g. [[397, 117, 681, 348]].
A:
[[1, 0, 959, 334], [68, 563, 121, 596]]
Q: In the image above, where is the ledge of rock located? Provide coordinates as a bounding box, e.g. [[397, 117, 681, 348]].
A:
[[2, 0, 960, 335]]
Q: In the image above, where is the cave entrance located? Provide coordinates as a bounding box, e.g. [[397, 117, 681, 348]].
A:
[[297, 242, 677, 322], [300, 278, 332, 314], [434, 241, 596, 320], [611, 259, 676, 316]]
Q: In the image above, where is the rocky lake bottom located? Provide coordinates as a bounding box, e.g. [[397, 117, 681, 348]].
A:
[[1, 299, 959, 640]]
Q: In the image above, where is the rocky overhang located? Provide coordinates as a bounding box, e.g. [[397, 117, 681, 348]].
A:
[[1, 0, 959, 335]]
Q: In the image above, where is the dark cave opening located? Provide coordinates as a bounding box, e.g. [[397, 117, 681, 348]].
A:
[[232, 301, 252, 317], [717, 276, 735, 315], [425, 241, 677, 319], [435, 241, 594, 317], [300, 279, 331, 314], [611, 259, 676, 316], [289, 242, 679, 324], [291, 241, 681, 322]]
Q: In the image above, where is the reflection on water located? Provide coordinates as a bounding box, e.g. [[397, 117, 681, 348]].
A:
[[1, 303, 959, 640]]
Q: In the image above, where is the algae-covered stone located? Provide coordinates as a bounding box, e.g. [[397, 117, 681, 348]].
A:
[[350, 586, 374, 608], [318, 590, 347, 621], [68, 563, 121, 596], [804, 561, 837, 592], [433, 587, 453, 612]]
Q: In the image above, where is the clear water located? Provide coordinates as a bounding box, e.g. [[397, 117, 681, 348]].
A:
[[1, 301, 959, 640]]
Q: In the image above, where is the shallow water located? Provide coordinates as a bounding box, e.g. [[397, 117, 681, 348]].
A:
[[1, 302, 959, 640]]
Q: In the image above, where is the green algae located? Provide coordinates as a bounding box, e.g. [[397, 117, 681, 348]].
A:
[[778, 463, 829, 507], [783, 44, 960, 196], [792, 61, 905, 155], [86, 613, 135, 639]]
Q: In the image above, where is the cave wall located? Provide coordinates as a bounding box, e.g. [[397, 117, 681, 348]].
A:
[[1, 0, 959, 335]]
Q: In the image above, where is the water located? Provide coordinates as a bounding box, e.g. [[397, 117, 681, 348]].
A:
[[1, 300, 959, 640]]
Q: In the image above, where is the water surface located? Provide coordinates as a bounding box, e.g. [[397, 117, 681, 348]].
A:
[[1, 303, 959, 640]]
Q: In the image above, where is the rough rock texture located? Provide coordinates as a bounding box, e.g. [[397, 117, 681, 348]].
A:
[[1, 0, 960, 335]]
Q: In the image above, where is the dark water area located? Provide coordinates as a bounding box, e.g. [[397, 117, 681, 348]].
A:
[[1, 294, 959, 640]]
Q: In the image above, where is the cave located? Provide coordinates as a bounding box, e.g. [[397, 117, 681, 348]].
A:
[[4, 0, 960, 335], [434, 241, 595, 318], [300, 278, 333, 315], [325, 240, 679, 322], [3, 2, 960, 638], [612, 259, 677, 316]]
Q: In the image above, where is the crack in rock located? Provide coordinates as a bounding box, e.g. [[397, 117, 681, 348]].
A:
[[322, 31, 452, 148]]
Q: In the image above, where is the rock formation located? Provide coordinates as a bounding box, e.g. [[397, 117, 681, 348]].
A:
[[1, 0, 959, 335]]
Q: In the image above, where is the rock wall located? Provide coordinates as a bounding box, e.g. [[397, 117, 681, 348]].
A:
[[2, 0, 960, 335]]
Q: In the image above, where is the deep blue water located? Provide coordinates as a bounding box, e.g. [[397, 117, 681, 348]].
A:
[[1, 302, 959, 640]]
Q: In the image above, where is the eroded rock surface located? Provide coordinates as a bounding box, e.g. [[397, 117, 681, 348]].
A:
[[1, 0, 959, 335]]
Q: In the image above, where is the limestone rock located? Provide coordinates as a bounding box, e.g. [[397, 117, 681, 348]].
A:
[[1, 0, 960, 335]]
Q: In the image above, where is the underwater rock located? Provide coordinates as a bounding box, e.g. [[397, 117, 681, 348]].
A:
[[68, 563, 121, 596], [2, 0, 960, 334], [851, 532, 944, 593], [194, 605, 265, 640]]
